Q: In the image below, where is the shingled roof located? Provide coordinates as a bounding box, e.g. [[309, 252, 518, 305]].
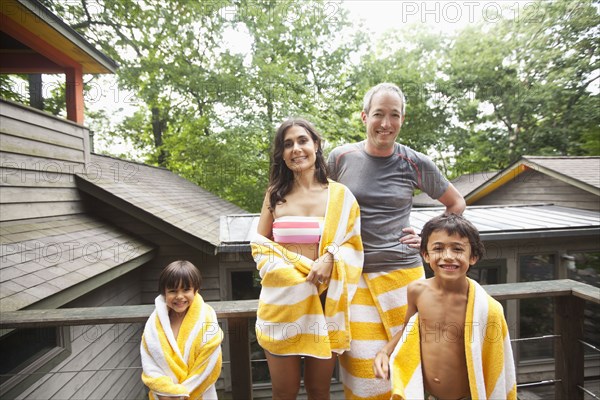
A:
[[0, 214, 154, 312], [75, 154, 247, 252], [522, 156, 600, 190], [413, 171, 494, 207]]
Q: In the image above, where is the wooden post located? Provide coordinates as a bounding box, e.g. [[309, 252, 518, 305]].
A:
[[228, 317, 252, 400], [65, 66, 84, 124], [554, 295, 585, 399]]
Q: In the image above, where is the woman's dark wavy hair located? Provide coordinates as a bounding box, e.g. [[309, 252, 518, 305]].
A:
[[268, 118, 328, 211], [420, 213, 485, 261]]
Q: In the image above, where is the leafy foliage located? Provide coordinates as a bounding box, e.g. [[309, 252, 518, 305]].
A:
[[6, 0, 598, 210], [441, 0, 599, 174]]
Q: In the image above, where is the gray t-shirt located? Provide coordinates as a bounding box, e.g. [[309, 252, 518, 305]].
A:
[[328, 141, 449, 272]]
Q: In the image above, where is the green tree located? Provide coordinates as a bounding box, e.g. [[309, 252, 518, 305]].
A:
[[341, 25, 455, 175], [443, 0, 599, 174], [39, 0, 361, 211]]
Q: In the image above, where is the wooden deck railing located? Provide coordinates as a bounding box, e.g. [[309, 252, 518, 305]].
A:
[[1, 279, 599, 400]]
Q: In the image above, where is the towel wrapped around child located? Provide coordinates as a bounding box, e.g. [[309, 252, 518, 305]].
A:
[[141, 293, 223, 399], [389, 278, 517, 400], [251, 181, 363, 358]]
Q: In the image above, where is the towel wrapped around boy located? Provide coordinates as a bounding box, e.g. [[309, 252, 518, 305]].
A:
[[141, 293, 223, 399], [390, 278, 517, 400]]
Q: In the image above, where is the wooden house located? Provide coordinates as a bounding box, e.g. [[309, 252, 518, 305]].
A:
[[414, 156, 600, 211], [0, 98, 249, 399], [0, 106, 250, 398]]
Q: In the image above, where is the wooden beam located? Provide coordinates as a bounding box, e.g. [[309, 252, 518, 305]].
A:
[[3, 280, 598, 329], [65, 66, 84, 124], [483, 279, 578, 301], [554, 295, 585, 400], [0, 52, 64, 73], [0, 12, 80, 70], [0, 299, 259, 329], [228, 317, 253, 400]]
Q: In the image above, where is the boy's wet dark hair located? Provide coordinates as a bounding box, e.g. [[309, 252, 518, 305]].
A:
[[158, 260, 202, 294], [420, 214, 485, 261]]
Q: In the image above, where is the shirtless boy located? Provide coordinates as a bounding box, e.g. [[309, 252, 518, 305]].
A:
[[373, 214, 486, 400]]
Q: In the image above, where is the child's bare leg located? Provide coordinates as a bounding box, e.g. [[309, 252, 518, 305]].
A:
[[265, 351, 302, 400], [303, 354, 337, 400]]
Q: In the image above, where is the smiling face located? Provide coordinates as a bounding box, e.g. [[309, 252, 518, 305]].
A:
[[361, 90, 405, 156], [165, 283, 196, 315], [282, 125, 318, 172], [422, 230, 478, 281]]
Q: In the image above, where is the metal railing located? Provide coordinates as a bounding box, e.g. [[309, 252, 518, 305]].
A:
[[1, 279, 599, 400]]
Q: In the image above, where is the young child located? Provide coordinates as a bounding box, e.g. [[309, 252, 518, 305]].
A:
[[373, 214, 516, 400], [141, 260, 223, 400]]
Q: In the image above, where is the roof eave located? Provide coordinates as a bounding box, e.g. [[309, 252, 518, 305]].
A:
[[11, 0, 118, 73], [466, 157, 600, 204], [480, 227, 600, 241], [74, 175, 218, 254]]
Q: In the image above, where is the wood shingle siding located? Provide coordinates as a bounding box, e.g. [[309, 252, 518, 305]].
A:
[[0, 100, 89, 163], [15, 271, 146, 400], [0, 100, 90, 222]]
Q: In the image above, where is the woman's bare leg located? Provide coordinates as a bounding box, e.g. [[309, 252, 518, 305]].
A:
[[265, 351, 302, 400], [304, 354, 338, 400]]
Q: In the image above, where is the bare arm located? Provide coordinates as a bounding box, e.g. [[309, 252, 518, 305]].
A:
[[437, 183, 466, 215], [373, 284, 419, 379], [400, 184, 465, 248], [256, 191, 274, 238]]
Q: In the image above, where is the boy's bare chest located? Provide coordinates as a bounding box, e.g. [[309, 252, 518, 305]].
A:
[[418, 303, 468, 340]]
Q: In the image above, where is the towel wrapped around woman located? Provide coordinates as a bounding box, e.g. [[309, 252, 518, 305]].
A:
[[141, 293, 223, 399], [251, 181, 363, 358]]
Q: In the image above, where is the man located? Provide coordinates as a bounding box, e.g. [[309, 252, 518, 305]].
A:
[[328, 82, 465, 399]]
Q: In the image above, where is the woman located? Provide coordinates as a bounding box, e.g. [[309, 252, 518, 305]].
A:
[[251, 118, 363, 399]]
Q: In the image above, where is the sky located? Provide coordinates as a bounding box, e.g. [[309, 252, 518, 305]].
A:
[[342, 0, 530, 34]]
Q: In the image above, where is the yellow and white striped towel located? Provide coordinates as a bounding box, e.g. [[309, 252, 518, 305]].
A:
[[251, 181, 363, 357], [340, 266, 425, 400], [141, 293, 223, 400], [389, 278, 517, 400]]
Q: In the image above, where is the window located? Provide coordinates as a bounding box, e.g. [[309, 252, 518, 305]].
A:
[[0, 327, 70, 398], [425, 259, 507, 285], [519, 254, 556, 361], [467, 259, 506, 285]]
